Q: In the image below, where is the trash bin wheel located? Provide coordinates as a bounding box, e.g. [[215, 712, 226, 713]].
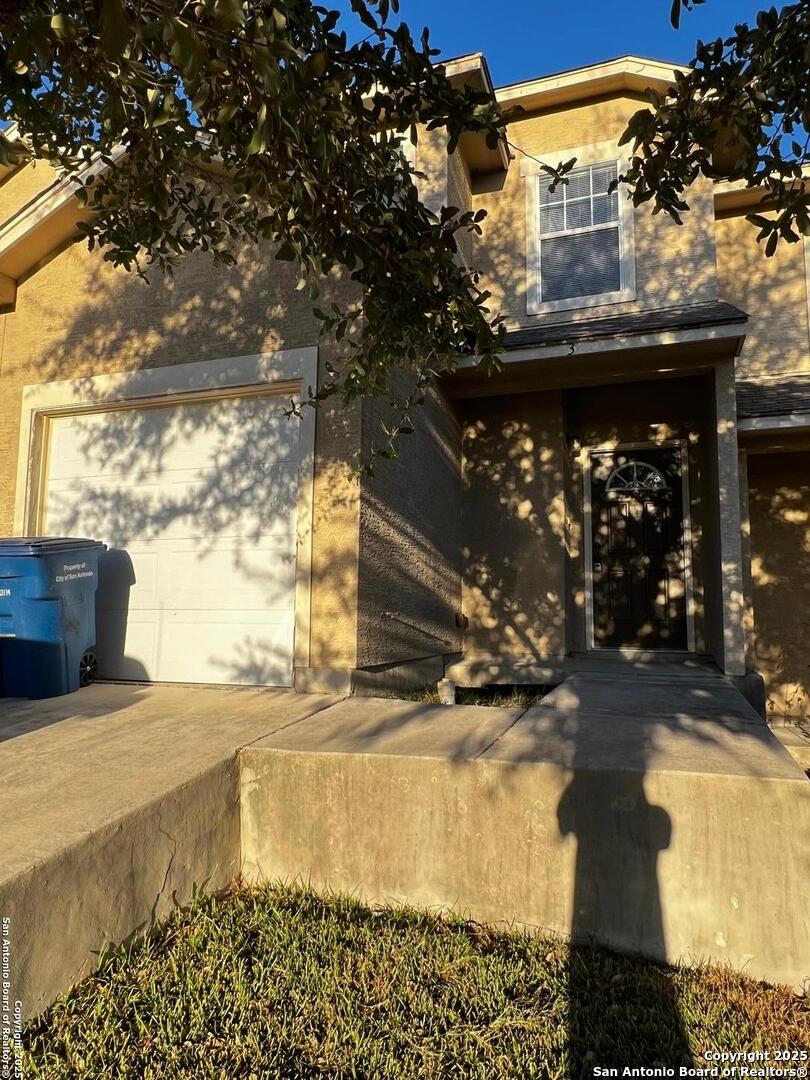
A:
[[80, 649, 98, 687]]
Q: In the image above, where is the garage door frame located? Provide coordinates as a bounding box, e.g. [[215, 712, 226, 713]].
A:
[[14, 346, 318, 673]]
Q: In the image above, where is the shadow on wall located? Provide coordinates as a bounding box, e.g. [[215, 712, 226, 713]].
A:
[[357, 377, 463, 669], [560, 768, 693, 1066], [470, 94, 720, 329], [747, 451, 810, 720], [94, 548, 147, 682], [458, 374, 723, 662], [552, 671, 789, 1065], [460, 391, 567, 660], [2, 239, 362, 682], [491, 682, 770, 1067]]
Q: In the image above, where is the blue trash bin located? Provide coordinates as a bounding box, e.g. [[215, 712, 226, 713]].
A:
[[0, 537, 106, 699]]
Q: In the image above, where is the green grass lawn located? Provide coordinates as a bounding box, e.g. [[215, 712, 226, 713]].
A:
[[23, 884, 807, 1079]]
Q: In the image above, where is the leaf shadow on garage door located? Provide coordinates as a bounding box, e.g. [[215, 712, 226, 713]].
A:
[[13, 245, 359, 687], [41, 391, 305, 686]]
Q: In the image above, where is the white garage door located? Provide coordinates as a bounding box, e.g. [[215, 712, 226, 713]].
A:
[[41, 392, 301, 686]]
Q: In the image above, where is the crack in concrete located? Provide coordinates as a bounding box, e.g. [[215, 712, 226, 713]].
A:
[[473, 706, 530, 759], [238, 694, 350, 750], [152, 808, 178, 923]]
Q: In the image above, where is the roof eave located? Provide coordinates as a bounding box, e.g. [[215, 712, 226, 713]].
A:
[[439, 53, 510, 173], [496, 56, 686, 114]]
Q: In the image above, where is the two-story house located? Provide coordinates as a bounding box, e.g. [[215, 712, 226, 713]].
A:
[[0, 54, 807, 718]]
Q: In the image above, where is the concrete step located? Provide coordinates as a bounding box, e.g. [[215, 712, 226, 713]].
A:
[[771, 724, 810, 771], [446, 652, 723, 688]]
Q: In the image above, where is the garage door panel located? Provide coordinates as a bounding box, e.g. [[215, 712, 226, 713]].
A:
[[42, 393, 301, 687], [47, 396, 300, 479], [95, 610, 293, 685], [162, 543, 296, 610], [45, 464, 299, 546], [94, 541, 297, 612], [149, 613, 294, 686]]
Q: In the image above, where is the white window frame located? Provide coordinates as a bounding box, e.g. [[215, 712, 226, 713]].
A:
[[523, 139, 636, 315]]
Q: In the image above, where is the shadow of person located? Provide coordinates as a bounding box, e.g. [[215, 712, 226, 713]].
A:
[[558, 768, 693, 1072]]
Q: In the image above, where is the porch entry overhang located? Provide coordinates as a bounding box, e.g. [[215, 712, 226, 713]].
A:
[[447, 301, 748, 399], [737, 373, 810, 449]]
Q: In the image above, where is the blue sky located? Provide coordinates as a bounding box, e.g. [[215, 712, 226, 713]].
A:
[[335, 0, 768, 87]]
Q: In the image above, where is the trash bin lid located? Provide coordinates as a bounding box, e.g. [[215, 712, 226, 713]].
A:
[[0, 537, 106, 556]]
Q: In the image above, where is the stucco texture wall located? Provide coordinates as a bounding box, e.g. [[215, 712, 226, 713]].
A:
[[357, 380, 462, 668], [716, 212, 810, 380], [350, 127, 469, 672], [471, 94, 718, 329], [460, 390, 567, 660], [747, 451, 810, 720], [0, 160, 56, 225], [447, 148, 474, 266], [0, 187, 361, 668]]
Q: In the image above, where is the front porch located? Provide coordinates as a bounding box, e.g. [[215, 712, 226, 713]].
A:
[[444, 309, 749, 684], [2, 673, 807, 1019], [448, 647, 721, 687]]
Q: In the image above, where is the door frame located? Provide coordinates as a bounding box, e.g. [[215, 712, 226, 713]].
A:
[[13, 347, 318, 673], [581, 438, 696, 654]]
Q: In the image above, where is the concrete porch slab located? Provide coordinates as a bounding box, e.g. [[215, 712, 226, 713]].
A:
[[446, 651, 724, 688], [3, 676, 808, 1018], [540, 671, 763, 718], [480, 673, 797, 775], [250, 696, 524, 760], [0, 683, 338, 881], [480, 705, 800, 776], [240, 674, 810, 991]]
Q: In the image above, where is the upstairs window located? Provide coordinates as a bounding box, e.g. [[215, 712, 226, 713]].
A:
[[537, 161, 622, 304]]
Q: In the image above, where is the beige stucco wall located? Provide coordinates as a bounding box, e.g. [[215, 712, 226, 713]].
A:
[[5, 93, 801, 683], [716, 212, 810, 379], [413, 127, 449, 216], [747, 451, 810, 720], [357, 382, 462, 668], [348, 127, 471, 674], [0, 131, 481, 681], [461, 390, 567, 660], [472, 94, 718, 329], [0, 189, 361, 668], [0, 160, 57, 225], [447, 148, 474, 266]]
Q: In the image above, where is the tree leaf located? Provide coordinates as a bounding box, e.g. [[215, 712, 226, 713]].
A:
[[246, 103, 268, 154], [100, 0, 131, 59]]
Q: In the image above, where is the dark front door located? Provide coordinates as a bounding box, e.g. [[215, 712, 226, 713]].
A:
[[590, 447, 688, 650]]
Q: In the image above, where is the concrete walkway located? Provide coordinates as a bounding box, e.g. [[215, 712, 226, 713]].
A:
[[0, 683, 338, 883], [249, 672, 797, 780], [0, 683, 340, 1018], [1, 674, 808, 1017]]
